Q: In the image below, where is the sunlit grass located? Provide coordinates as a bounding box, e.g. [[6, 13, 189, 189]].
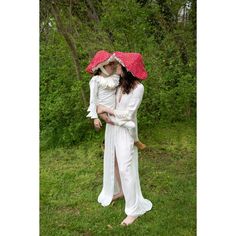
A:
[[40, 121, 196, 235]]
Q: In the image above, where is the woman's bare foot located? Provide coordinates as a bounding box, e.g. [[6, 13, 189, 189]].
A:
[[120, 215, 138, 226], [112, 192, 124, 201]]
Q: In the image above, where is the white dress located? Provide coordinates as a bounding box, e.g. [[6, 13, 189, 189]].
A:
[[98, 83, 153, 216], [86, 74, 138, 141]]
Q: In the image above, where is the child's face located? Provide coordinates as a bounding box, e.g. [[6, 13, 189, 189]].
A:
[[104, 62, 115, 75]]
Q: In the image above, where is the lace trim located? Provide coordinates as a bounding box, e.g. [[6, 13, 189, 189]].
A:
[[96, 75, 119, 90]]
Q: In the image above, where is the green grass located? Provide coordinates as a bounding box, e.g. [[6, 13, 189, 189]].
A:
[[40, 121, 196, 235]]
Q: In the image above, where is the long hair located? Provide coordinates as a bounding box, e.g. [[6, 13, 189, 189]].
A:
[[119, 66, 140, 94], [94, 68, 101, 75]]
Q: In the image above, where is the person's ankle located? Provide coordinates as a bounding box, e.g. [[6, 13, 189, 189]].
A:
[[134, 141, 146, 150]]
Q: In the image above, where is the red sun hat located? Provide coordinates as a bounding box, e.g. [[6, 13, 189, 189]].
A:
[[113, 51, 148, 80], [86, 50, 112, 74]]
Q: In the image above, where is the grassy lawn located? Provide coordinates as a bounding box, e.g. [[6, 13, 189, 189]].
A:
[[40, 121, 196, 235]]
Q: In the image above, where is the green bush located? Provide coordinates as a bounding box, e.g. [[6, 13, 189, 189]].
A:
[[40, 0, 196, 148]]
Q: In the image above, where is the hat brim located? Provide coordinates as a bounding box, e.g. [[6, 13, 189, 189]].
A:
[[92, 55, 117, 72]]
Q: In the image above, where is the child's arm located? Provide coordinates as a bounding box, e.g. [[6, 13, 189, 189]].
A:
[[87, 77, 103, 129], [87, 77, 99, 119]]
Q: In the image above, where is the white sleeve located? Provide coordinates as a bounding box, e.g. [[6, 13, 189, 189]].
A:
[[108, 115, 127, 126], [113, 84, 144, 121], [86, 77, 98, 119]]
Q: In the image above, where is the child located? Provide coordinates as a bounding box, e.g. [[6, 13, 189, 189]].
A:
[[86, 50, 146, 150]]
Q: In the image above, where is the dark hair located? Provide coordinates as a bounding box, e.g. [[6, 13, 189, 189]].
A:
[[94, 68, 101, 75], [119, 66, 140, 94]]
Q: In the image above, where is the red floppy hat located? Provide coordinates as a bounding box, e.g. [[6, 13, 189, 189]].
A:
[[113, 52, 148, 80], [86, 50, 113, 74]]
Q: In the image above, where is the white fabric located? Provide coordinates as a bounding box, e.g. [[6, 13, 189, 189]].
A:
[[108, 116, 138, 142], [86, 75, 120, 119], [98, 83, 153, 216], [99, 66, 109, 76], [86, 75, 138, 141]]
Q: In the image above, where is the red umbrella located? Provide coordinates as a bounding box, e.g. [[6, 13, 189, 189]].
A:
[[113, 51, 148, 80], [86, 50, 112, 74]]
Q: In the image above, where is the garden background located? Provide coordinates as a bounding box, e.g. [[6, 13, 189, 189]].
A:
[[40, 0, 196, 235]]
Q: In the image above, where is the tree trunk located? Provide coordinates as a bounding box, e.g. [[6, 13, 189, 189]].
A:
[[85, 0, 100, 22], [51, 2, 87, 107]]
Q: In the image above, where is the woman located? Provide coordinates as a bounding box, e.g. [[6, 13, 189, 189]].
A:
[[85, 50, 146, 149], [97, 52, 153, 226]]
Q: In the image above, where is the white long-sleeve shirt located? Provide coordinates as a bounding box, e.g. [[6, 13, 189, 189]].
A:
[[114, 83, 144, 121], [86, 74, 120, 119]]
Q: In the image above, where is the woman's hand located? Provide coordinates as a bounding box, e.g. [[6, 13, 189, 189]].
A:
[[99, 113, 114, 125], [93, 118, 102, 130]]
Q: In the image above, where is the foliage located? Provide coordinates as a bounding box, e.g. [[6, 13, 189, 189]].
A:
[[40, 0, 196, 148]]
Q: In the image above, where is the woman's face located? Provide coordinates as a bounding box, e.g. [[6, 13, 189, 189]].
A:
[[104, 62, 115, 75], [116, 63, 124, 77]]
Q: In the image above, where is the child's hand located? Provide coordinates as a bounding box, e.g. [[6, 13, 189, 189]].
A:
[[94, 118, 102, 130]]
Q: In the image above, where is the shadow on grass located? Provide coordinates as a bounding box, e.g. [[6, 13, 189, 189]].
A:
[[40, 121, 196, 236]]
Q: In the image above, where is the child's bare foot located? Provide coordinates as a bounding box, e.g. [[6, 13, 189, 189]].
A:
[[120, 215, 138, 226], [112, 192, 124, 201], [134, 141, 146, 150]]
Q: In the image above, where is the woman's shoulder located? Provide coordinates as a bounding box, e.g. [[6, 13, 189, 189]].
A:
[[134, 82, 144, 93], [129, 82, 144, 97]]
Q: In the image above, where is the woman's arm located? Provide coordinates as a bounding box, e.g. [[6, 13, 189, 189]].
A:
[[99, 113, 114, 125], [97, 84, 144, 122]]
